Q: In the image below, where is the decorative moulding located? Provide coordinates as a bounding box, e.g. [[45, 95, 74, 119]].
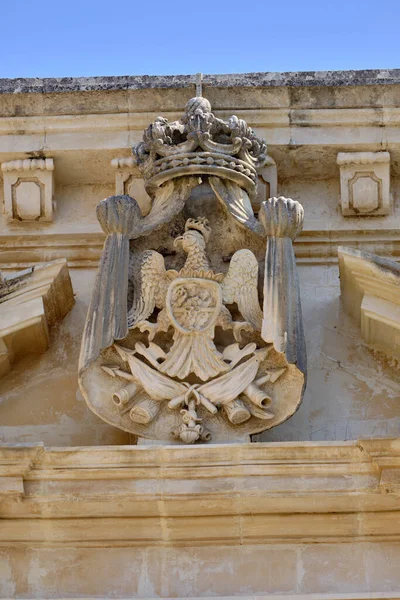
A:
[[337, 151, 391, 216], [0, 439, 399, 544], [3, 228, 400, 270], [1, 157, 55, 223], [338, 246, 400, 359], [0, 258, 74, 377], [111, 156, 151, 216]]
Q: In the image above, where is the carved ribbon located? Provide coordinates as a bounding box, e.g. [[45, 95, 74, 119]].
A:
[[208, 177, 264, 236], [259, 197, 307, 375]]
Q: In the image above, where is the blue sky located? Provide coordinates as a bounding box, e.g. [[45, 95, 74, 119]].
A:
[[1, 0, 400, 78]]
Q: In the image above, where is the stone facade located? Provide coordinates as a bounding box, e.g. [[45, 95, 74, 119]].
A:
[[0, 69, 400, 598]]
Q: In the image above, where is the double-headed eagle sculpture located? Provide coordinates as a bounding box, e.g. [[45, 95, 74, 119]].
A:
[[79, 95, 307, 444]]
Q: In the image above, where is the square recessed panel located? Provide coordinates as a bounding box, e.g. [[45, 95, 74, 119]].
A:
[[337, 152, 391, 217], [12, 179, 42, 220]]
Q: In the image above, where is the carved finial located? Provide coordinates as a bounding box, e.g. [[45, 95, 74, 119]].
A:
[[195, 72, 203, 97]]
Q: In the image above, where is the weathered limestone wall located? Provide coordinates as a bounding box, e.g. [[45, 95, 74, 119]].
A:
[[0, 268, 130, 446], [2, 542, 400, 598], [1, 440, 399, 598], [261, 263, 400, 442], [1, 71, 400, 599]]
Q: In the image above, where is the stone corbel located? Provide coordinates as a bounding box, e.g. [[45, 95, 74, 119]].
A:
[[338, 246, 400, 360], [0, 259, 74, 377], [1, 158, 55, 222], [337, 151, 391, 216], [111, 156, 151, 216]]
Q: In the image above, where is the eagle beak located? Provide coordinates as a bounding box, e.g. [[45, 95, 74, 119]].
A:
[[174, 235, 183, 249]]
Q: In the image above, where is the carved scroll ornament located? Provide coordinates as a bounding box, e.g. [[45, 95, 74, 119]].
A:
[[79, 96, 306, 444]]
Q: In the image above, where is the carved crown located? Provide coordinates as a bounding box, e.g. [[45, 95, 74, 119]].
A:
[[133, 96, 267, 198], [184, 217, 211, 242]]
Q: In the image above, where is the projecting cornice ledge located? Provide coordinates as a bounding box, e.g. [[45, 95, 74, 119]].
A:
[[0, 259, 74, 377], [0, 439, 399, 546], [339, 246, 400, 359]]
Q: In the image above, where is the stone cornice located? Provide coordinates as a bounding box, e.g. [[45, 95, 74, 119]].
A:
[[0, 230, 105, 269], [2, 108, 400, 178], [1, 69, 400, 95], [0, 439, 399, 546], [337, 151, 391, 165], [1, 591, 400, 600]]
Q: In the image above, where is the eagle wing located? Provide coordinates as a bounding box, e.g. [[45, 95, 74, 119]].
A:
[[128, 250, 171, 327], [221, 249, 263, 331]]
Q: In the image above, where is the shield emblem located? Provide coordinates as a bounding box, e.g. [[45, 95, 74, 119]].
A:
[[166, 277, 222, 334]]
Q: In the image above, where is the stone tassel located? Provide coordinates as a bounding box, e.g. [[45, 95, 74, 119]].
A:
[[79, 195, 142, 372], [259, 197, 307, 375]]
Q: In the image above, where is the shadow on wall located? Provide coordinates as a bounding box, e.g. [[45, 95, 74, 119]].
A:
[[257, 265, 400, 443]]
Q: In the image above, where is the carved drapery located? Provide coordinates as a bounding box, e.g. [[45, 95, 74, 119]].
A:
[[259, 197, 306, 374], [79, 195, 140, 372], [209, 177, 264, 236]]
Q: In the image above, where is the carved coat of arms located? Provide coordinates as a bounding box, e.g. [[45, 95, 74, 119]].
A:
[[79, 95, 306, 444]]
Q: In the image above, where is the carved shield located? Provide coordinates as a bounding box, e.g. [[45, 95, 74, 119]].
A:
[[166, 277, 222, 334]]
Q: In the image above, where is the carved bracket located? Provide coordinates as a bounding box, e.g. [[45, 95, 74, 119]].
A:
[[337, 152, 391, 216], [111, 157, 151, 216], [1, 158, 55, 222]]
